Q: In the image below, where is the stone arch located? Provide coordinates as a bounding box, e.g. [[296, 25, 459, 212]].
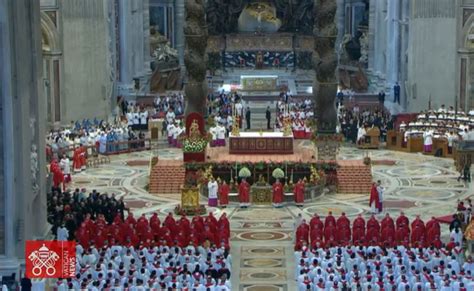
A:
[[40, 11, 60, 53], [462, 14, 474, 50]]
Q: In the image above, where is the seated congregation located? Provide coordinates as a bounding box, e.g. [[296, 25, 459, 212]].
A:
[[293, 212, 471, 290], [49, 187, 232, 290]]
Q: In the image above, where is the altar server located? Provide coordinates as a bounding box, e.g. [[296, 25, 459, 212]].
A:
[[238, 178, 250, 208], [99, 132, 107, 154], [60, 155, 71, 184], [174, 123, 184, 148], [139, 109, 148, 130], [423, 128, 433, 153], [207, 177, 218, 207], [166, 107, 176, 124], [272, 178, 284, 208], [209, 124, 218, 147], [357, 125, 366, 144], [216, 122, 226, 146], [167, 122, 176, 145], [132, 109, 140, 130]]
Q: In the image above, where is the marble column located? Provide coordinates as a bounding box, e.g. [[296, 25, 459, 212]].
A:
[[386, 0, 400, 94], [0, 0, 47, 276], [399, 0, 409, 109], [175, 0, 185, 72], [367, 0, 376, 73], [336, 0, 346, 50]]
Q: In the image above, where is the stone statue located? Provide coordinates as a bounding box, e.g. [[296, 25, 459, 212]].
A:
[[292, 0, 315, 34], [359, 32, 368, 64], [184, 0, 208, 115], [339, 34, 352, 64], [206, 0, 227, 35], [313, 0, 338, 134], [31, 144, 39, 195]]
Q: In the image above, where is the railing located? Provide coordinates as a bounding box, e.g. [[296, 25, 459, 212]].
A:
[[46, 138, 153, 161]]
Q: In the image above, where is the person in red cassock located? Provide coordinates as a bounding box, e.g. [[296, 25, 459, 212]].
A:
[[150, 212, 161, 234], [395, 226, 410, 244], [353, 214, 366, 230], [76, 223, 90, 249], [218, 213, 230, 239], [310, 227, 324, 247], [79, 144, 87, 170], [324, 224, 337, 247], [411, 224, 425, 247], [296, 220, 309, 243], [381, 213, 395, 231], [218, 180, 230, 208], [72, 147, 82, 173], [51, 159, 65, 190], [294, 178, 305, 207], [367, 215, 380, 233], [426, 216, 440, 233], [164, 212, 177, 234], [366, 227, 380, 245], [337, 212, 351, 229], [324, 211, 336, 228], [411, 215, 425, 230], [179, 215, 191, 237], [352, 227, 365, 245], [125, 213, 137, 226], [310, 214, 324, 232], [396, 211, 409, 229], [337, 226, 351, 246], [136, 215, 148, 239], [272, 179, 284, 207], [238, 178, 251, 208], [381, 226, 395, 247], [369, 182, 380, 214]]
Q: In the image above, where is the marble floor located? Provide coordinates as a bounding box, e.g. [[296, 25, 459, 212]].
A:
[[69, 145, 472, 291]]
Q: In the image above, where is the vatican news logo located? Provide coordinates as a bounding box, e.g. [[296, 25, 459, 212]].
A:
[[25, 241, 76, 278]]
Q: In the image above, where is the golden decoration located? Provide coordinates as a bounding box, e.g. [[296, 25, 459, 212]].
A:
[[232, 115, 240, 136], [181, 186, 200, 208], [465, 219, 474, 240]]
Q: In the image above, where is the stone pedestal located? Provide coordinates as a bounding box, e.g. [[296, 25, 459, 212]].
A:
[[315, 139, 341, 161]]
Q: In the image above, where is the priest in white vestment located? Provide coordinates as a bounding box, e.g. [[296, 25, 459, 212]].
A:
[[208, 177, 218, 207]]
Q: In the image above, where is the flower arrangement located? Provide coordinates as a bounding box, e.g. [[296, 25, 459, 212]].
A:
[[238, 167, 251, 178], [272, 168, 285, 179], [182, 137, 208, 153]]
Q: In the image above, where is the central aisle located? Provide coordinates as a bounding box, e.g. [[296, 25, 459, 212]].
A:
[[228, 206, 299, 291]]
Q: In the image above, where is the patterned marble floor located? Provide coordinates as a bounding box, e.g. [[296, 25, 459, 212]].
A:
[[69, 145, 472, 290]]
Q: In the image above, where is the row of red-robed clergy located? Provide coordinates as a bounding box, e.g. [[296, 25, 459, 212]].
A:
[[294, 212, 460, 251], [75, 212, 231, 250]]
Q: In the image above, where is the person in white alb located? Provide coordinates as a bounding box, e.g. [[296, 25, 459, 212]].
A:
[[57, 224, 69, 241], [423, 129, 433, 153], [209, 124, 218, 147], [166, 122, 175, 145], [139, 109, 148, 130], [173, 122, 184, 148], [132, 109, 140, 131], [207, 176, 218, 207], [217, 122, 226, 147], [235, 101, 243, 128], [60, 155, 72, 185], [166, 108, 176, 125]]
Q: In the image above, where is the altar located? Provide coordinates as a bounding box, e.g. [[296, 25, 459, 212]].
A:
[[229, 132, 294, 154]]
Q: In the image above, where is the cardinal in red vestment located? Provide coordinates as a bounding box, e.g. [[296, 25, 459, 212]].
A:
[[369, 183, 380, 214], [79, 144, 87, 170], [367, 215, 380, 233], [381, 226, 395, 247], [293, 179, 305, 207], [238, 178, 250, 208], [324, 225, 337, 247], [337, 212, 351, 229], [218, 181, 230, 207], [353, 214, 366, 230], [164, 212, 177, 235], [395, 226, 410, 244], [310, 214, 324, 232], [396, 211, 410, 229], [272, 179, 284, 207], [296, 220, 309, 244], [125, 213, 137, 226], [324, 211, 336, 228], [72, 147, 82, 173], [218, 213, 230, 239], [381, 213, 395, 231]]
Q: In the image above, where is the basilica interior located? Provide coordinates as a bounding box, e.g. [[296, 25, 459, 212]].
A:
[[1, 0, 474, 290]]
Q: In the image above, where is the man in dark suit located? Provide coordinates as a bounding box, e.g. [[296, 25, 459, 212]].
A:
[[245, 107, 251, 130], [265, 106, 271, 129], [378, 90, 385, 107], [393, 83, 400, 104]]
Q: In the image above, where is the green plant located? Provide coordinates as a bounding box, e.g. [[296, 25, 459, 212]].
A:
[[238, 167, 251, 178], [182, 137, 208, 153], [272, 168, 285, 179]]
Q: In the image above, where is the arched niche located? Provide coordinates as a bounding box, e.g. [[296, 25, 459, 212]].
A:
[[40, 11, 62, 125]]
